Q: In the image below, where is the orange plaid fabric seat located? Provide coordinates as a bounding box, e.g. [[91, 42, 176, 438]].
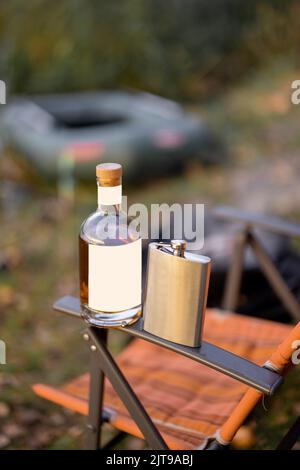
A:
[[33, 309, 292, 449]]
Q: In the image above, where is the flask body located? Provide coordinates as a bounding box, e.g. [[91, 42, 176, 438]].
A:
[[143, 242, 211, 346]]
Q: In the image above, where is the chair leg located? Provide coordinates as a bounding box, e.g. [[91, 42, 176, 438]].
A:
[[222, 230, 248, 311], [248, 232, 300, 322], [85, 329, 107, 450], [88, 327, 168, 450], [276, 416, 300, 450]]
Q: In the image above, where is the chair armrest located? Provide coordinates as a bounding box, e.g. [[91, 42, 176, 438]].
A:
[[213, 206, 300, 238], [53, 295, 283, 396]]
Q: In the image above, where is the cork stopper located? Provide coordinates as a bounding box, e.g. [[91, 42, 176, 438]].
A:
[[96, 163, 122, 186]]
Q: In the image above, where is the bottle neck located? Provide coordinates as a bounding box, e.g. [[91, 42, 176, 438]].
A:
[[97, 182, 122, 213]]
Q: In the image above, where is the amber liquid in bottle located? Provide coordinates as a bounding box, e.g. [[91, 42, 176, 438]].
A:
[[79, 236, 88, 306]]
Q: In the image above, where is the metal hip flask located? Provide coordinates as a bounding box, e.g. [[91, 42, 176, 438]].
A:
[[143, 240, 211, 347]]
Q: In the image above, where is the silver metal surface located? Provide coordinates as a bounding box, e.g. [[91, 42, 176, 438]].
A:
[[170, 239, 186, 257], [143, 241, 211, 347]]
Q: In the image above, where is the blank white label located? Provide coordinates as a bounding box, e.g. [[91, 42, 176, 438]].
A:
[[88, 239, 141, 312], [97, 185, 122, 206]]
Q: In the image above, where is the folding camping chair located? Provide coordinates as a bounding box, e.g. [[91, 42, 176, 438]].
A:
[[33, 208, 300, 450]]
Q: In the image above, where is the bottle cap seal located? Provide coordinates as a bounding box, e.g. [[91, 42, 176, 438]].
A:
[[96, 163, 122, 186]]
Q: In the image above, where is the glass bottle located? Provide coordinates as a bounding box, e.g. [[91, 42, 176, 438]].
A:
[[79, 163, 141, 327]]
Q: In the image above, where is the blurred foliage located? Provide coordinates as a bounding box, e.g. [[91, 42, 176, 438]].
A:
[[0, 0, 299, 99], [1, 48, 300, 448]]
